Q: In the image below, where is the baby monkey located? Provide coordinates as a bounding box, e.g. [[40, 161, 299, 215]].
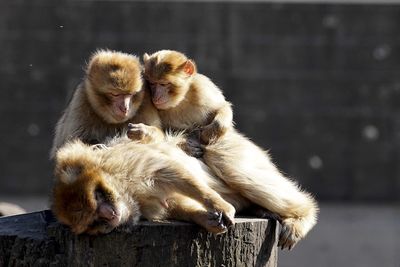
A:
[[50, 49, 162, 158], [143, 50, 319, 250], [52, 135, 236, 235]]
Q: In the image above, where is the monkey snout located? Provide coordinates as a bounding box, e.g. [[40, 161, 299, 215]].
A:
[[98, 203, 120, 221], [118, 104, 128, 114]]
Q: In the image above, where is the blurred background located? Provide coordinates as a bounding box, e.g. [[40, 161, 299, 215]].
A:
[[0, 1, 399, 266]]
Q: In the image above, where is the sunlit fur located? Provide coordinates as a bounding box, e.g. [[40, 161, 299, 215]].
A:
[[52, 142, 137, 234], [143, 50, 319, 250], [85, 50, 143, 123], [52, 136, 238, 235], [143, 50, 198, 110], [50, 49, 161, 158], [143, 50, 232, 141]]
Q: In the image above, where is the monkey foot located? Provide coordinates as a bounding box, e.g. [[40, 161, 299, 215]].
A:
[[278, 219, 302, 250]]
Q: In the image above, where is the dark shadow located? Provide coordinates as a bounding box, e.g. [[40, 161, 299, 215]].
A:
[[255, 219, 278, 267]]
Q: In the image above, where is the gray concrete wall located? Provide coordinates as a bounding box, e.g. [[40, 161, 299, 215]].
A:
[[1, 1, 399, 201]]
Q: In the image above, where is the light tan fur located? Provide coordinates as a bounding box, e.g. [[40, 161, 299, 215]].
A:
[[50, 49, 162, 158], [52, 136, 237, 235], [143, 50, 319, 250], [50, 49, 235, 235]]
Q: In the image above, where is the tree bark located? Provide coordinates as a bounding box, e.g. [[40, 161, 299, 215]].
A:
[[0, 210, 278, 267]]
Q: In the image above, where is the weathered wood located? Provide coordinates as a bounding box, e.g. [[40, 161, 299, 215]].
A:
[[0, 210, 278, 267]]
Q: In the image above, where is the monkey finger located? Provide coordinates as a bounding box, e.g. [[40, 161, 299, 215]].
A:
[[91, 144, 109, 150], [127, 128, 145, 140], [205, 211, 228, 234], [182, 138, 204, 158], [206, 211, 223, 227], [128, 123, 145, 129], [189, 146, 204, 158], [221, 212, 234, 228]]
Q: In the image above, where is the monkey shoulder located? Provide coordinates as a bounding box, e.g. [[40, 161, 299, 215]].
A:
[[193, 74, 227, 109]]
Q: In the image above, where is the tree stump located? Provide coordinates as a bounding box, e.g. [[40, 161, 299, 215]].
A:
[[0, 210, 278, 267]]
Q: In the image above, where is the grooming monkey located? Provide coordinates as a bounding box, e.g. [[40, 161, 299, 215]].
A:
[[50, 50, 224, 233], [52, 135, 237, 235], [143, 50, 318, 250], [50, 50, 163, 159]]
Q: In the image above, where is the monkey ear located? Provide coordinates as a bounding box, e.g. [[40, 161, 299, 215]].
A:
[[143, 53, 150, 63], [182, 60, 196, 76], [59, 164, 83, 184]]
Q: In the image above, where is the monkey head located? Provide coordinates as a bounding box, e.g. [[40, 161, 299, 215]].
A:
[[143, 50, 196, 110], [52, 141, 140, 235], [86, 50, 145, 124]]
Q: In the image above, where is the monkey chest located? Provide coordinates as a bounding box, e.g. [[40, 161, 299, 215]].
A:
[[159, 111, 207, 131]]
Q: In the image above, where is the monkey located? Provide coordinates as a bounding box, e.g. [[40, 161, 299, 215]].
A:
[[52, 135, 237, 235], [142, 50, 319, 250], [50, 49, 164, 159], [49, 49, 226, 236]]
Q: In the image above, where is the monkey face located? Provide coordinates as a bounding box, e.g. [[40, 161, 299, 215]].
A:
[[146, 79, 177, 109], [86, 50, 145, 124], [143, 50, 196, 110], [82, 188, 126, 235], [99, 89, 145, 124], [52, 148, 140, 235]]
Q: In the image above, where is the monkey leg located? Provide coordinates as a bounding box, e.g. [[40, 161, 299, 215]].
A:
[[167, 194, 230, 234], [154, 165, 236, 227], [203, 131, 318, 250]]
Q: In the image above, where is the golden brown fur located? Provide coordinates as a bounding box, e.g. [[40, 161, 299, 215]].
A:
[[52, 136, 237, 235], [143, 50, 319, 250], [50, 49, 161, 158]]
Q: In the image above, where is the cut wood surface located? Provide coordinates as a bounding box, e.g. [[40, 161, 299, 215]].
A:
[[0, 210, 278, 267]]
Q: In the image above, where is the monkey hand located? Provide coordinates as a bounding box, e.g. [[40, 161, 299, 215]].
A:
[[127, 123, 157, 143], [90, 144, 109, 150], [278, 218, 305, 250], [180, 136, 204, 158], [200, 121, 226, 144]]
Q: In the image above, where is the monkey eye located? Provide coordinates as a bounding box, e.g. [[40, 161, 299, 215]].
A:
[[109, 92, 120, 97], [158, 82, 170, 87]]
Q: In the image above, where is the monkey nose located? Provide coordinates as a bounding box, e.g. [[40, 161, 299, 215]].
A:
[[119, 105, 128, 113]]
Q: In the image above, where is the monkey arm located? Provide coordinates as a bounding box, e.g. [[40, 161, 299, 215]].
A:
[[200, 102, 233, 144]]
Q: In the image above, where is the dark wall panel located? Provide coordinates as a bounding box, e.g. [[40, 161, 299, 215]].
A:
[[0, 1, 399, 202]]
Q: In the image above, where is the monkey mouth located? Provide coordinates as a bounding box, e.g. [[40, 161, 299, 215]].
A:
[[112, 111, 130, 123], [152, 99, 171, 110], [152, 98, 168, 106], [108, 213, 122, 227]]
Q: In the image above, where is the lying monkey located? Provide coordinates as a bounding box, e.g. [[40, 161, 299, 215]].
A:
[[52, 128, 237, 235]]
